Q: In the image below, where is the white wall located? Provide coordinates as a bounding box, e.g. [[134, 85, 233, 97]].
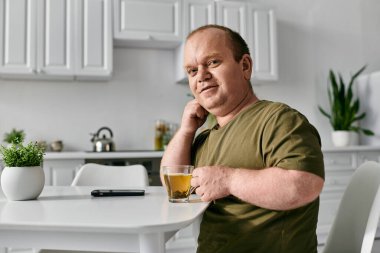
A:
[[254, 0, 380, 147], [0, 48, 190, 151], [1, 0, 379, 150]]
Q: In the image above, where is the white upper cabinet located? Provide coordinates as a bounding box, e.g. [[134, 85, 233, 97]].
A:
[[248, 6, 278, 81], [75, 0, 113, 79], [215, 1, 278, 82], [216, 0, 247, 40], [0, 0, 37, 75], [114, 0, 183, 48], [183, 0, 215, 36], [37, 0, 75, 77], [0, 0, 75, 79], [174, 0, 278, 83], [0, 0, 112, 80], [175, 0, 215, 83]]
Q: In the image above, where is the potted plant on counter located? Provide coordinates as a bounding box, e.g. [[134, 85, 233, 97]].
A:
[[3, 128, 25, 145], [0, 142, 45, 201], [318, 65, 374, 147]]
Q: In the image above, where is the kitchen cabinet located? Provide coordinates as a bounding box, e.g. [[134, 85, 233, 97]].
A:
[[247, 6, 278, 81], [182, 0, 215, 36], [317, 146, 380, 249], [216, 1, 278, 82], [0, 0, 112, 80], [175, 0, 216, 83], [39, 151, 164, 186], [75, 0, 113, 79], [216, 1, 247, 40], [174, 0, 278, 83], [0, 0, 75, 79], [0, 0, 36, 75], [43, 159, 84, 186], [113, 0, 183, 48]]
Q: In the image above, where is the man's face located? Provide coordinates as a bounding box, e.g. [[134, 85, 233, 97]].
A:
[[184, 28, 252, 117]]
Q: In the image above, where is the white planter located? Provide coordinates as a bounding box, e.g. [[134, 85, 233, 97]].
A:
[[331, 131, 359, 147], [1, 166, 45, 201]]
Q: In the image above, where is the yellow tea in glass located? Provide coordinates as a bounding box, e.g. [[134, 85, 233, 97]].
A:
[[162, 165, 194, 203]]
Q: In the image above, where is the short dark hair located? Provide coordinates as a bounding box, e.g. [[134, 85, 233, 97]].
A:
[[186, 24, 250, 62]]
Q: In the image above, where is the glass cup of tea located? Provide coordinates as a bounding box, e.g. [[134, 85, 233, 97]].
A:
[[162, 165, 194, 203]]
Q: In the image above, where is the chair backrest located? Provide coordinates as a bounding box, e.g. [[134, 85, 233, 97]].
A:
[[71, 163, 149, 187], [322, 161, 380, 253]]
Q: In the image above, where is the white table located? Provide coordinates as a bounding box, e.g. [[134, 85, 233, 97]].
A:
[[0, 186, 208, 253]]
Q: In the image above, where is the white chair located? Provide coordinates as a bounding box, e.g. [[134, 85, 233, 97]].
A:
[[71, 163, 149, 187], [322, 161, 380, 253], [39, 163, 148, 253]]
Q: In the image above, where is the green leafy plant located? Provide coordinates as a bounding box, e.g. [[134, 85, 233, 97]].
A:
[[0, 142, 45, 167], [318, 65, 374, 136], [3, 128, 25, 144]]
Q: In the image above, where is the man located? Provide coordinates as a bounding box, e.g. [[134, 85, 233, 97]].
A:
[[161, 24, 325, 253]]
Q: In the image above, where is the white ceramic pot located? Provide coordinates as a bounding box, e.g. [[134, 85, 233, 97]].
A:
[[1, 166, 45, 201], [331, 131, 359, 147]]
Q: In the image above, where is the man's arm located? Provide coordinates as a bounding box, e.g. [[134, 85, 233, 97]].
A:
[[192, 166, 324, 210], [160, 100, 208, 183]]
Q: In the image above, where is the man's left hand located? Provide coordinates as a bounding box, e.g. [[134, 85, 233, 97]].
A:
[[191, 166, 233, 202]]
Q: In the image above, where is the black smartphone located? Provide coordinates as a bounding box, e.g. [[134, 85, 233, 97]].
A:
[[91, 189, 145, 197]]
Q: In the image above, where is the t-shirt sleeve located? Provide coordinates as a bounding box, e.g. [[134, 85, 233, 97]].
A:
[[262, 106, 325, 179]]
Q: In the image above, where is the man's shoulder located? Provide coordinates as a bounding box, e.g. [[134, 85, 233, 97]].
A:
[[249, 100, 299, 118]]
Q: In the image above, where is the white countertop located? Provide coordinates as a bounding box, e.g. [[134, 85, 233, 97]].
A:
[[322, 145, 380, 152], [43, 150, 164, 160], [41, 146, 380, 160], [2, 147, 379, 162]]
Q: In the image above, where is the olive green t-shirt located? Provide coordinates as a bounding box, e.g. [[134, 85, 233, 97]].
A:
[[192, 100, 325, 253]]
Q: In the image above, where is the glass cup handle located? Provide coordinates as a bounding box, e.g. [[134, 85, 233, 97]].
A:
[[190, 186, 198, 194]]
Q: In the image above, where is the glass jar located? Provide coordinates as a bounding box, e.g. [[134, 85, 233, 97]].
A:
[[154, 120, 166, 150]]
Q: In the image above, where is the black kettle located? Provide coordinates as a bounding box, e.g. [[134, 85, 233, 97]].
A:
[[90, 127, 115, 152]]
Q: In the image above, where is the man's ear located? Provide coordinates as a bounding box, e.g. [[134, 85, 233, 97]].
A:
[[241, 54, 253, 80]]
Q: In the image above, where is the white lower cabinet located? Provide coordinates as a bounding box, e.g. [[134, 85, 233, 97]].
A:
[[43, 159, 84, 186], [317, 147, 380, 249]]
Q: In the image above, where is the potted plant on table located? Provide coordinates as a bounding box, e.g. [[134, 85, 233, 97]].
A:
[[0, 142, 45, 201], [318, 65, 374, 147]]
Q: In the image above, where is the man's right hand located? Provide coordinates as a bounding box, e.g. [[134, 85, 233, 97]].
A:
[[160, 99, 208, 180], [180, 99, 209, 136]]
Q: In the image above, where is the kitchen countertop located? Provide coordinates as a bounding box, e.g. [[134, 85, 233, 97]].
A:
[[2, 146, 379, 161], [44, 150, 164, 160], [43, 146, 380, 160], [322, 145, 380, 152]]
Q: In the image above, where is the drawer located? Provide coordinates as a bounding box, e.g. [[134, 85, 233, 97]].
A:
[[357, 151, 380, 165], [323, 152, 355, 171], [324, 169, 354, 188]]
